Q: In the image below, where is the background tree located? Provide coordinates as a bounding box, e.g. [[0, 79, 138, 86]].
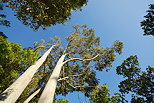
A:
[[2, 0, 88, 30], [0, 36, 39, 93], [141, 4, 154, 36], [89, 84, 127, 103], [0, 3, 10, 27], [116, 56, 154, 103], [0, 3, 10, 38]]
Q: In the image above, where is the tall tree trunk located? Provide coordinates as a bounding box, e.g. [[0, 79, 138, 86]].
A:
[[38, 54, 66, 103], [0, 46, 55, 103]]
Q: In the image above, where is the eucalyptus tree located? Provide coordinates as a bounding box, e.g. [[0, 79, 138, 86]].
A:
[[0, 40, 58, 103], [141, 4, 154, 36], [37, 25, 123, 103], [0, 36, 39, 93], [116, 56, 154, 102], [2, 0, 88, 30]]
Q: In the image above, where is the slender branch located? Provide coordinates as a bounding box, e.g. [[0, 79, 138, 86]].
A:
[[65, 81, 76, 88], [34, 44, 56, 52], [58, 74, 83, 81], [73, 85, 96, 88], [34, 38, 62, 52], [63, 54, 99, 64], [63, 40, 73, 54], [65, 80, 96, 89]]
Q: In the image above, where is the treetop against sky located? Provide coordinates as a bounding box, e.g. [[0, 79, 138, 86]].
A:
[[0, 0, 154, 102]]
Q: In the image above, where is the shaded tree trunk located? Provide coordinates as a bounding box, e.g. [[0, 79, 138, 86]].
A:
[[0, 46, 55, 103], [38, 54, 66, 103]]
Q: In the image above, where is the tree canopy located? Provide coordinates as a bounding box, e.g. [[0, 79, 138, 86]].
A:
[[2, 0, 88, 30], [10, 25, 123, 102], [141, 4, 154, 36], [0, 0, 153, 102], [0, 3, 10, 38], [0, 3, 10, 28], [89, 84, 127, 103], [0, 36, 39, 93], [40, 25, 123, 99], [116, 55, 154, 102]]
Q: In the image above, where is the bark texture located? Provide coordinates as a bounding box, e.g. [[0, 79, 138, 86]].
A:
[[38, 54, 66, 103]]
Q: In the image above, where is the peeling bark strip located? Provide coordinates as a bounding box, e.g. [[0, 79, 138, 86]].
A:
[[38, 54, 66, 103], [0, 46, 55, 103]]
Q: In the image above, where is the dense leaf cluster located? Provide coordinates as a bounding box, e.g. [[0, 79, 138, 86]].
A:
[[141, 4, 154, 36], [0, 3, 10, 38], [116, 56, 154, 103], [89, 84, 127, 103], [2, 0, 88, 30], [0, 36, 39, 93], [0, 3, 10, 27]]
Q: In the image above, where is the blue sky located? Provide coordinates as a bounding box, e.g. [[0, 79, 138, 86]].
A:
[[1, 0, 154, 102]]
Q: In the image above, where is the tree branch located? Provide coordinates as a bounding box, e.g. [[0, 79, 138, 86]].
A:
[[63, 40, 73, 54], [65, 80, 96, 89], [63, 54, 99, 64], [34, 44, 56, 52], [23, 74, 94, 102], [73, 85, 96, 89], [58, 74, 83, 81]]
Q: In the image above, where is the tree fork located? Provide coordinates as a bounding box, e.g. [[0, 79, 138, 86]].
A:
[[0, 45, 55, 103], [38, 54, 66, 103]]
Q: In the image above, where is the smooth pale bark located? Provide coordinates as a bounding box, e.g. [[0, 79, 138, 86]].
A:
[[23, 77, 67, 103], [0, 46, 55, 103], [38, 54, 66, 103], [23, 88, 41, 103]]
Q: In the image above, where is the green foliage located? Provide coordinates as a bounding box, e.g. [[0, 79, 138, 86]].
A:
[[112, 40, 123, 55], [116, 55, 140, 78], [56, 25, 123, 96], [13, 25, 123, 102], [89, 84, 127, 103], [57, 99, 68, 103], [110, 93, 127, 103], [0, 3, 10, 27], [90, 85, 110, 103], [2, 0, 88, 30], [0, 31, 8, 39], [0, 36, 39, 93], [21, 25, 123, 102], [116, 56, 154, 102], [0, 3, 10, 38], [141, 4, 154, 36]]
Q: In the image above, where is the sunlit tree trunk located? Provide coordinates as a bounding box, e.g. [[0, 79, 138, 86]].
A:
[[38, 54, 66, 103], [0, 46, 55, 103]]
